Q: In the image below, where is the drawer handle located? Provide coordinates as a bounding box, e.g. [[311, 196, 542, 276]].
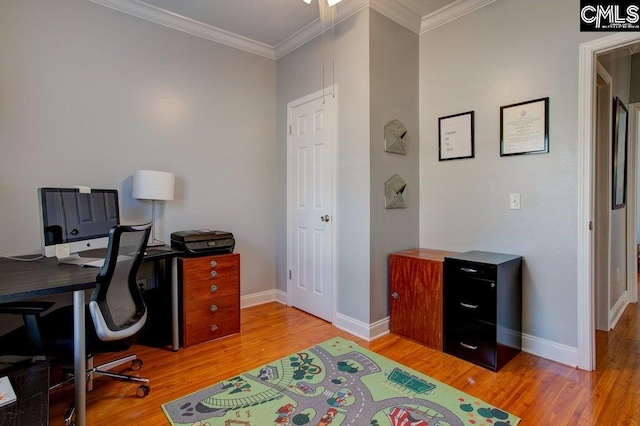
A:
[[210, 260, 218, 268], [210, 304, 218, 312], [391, 292, 399, 299], [460, 302, 478, 309], [460, 342, 478, 350], [210, 270, 218, 278], [211, 325, 218, 332], [460, 267, 477, 273], [210, 285, 218, 292]]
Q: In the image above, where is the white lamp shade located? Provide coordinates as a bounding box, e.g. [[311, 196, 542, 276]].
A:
[[132, 170, 175, 201]]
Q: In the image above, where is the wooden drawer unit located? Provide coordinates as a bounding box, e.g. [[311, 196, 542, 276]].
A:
[[443, 251, 522, 371], [389, 248, 458, 350], [180, 253, 240, 347]]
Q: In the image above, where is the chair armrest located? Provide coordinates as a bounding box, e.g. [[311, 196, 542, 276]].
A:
[[0, 301, 55, 316]]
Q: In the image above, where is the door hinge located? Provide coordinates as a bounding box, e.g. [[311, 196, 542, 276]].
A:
[[589, 221, 593, 231], [289, 270, 292, 279]]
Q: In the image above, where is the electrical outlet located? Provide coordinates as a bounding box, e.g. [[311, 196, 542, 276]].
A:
[[509, 193, 521, 210]]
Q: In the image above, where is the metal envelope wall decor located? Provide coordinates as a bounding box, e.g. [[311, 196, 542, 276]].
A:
[[384, 119, 407, 155], [385, 174, 406, 209]]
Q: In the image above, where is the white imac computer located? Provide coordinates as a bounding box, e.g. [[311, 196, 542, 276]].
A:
[[38, 187, 120, 265]]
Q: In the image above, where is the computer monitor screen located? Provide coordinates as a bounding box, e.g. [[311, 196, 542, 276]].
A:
[[39, 187, 120, 260]]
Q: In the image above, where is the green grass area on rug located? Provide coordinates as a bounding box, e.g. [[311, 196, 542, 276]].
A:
[[162, 337, 519, 426]]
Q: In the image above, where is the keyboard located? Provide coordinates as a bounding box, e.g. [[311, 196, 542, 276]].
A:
[[82, 255, 133, 268], [82, 258, 105, 268]]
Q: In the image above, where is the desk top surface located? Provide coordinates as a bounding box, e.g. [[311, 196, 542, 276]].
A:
[[0, 257, 99, 302], [0, 246, 185, 303], [391, 248, 459, 262]]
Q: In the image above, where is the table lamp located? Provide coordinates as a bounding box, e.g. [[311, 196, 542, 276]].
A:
[[132, 169, 175, 246]]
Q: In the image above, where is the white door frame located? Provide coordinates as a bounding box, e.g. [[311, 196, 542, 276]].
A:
[[578, 33, 640, 371], [594, 61, 612, 332], [627, 102, 640, 305], [286, 85, 338, 323]]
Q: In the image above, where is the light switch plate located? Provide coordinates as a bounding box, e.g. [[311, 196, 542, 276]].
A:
[[509, 193, 521, 210]]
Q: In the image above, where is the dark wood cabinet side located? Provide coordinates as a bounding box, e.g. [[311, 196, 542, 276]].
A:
[[389, 249, 457, 351]]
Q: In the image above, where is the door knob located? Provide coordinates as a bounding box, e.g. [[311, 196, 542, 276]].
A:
[[320, 214, 330, 222]]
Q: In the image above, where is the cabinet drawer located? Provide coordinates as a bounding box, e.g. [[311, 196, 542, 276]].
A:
[[183, 313, 240, 347], [185, 294, 239, 317], [446, 260, 496, 280], [445, 276, 496, 324], [183, 274, 239, 300], [181, 253, 240, 280], [445, 320, 496, 370], [183, 295, 240, 347]]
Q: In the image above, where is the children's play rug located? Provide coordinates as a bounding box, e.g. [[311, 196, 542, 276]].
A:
[[162, 337, 520, 426]]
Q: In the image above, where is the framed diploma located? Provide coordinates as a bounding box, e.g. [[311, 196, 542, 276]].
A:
[[612, 97, 628, 209], [500, 97, 549, 156], [438, 111, 474, 161]]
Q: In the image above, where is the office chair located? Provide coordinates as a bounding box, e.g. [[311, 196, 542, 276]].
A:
[[0, 223, 153, 426]]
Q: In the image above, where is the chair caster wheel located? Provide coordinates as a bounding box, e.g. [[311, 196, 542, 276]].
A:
[[131, 359, 143, 371], [137, 385, 150, 398]]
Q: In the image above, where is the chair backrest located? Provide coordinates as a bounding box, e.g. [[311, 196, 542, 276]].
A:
[[88, 223, 152, 342]]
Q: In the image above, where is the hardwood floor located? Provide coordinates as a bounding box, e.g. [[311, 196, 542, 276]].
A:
[[49, 299, 640, 425]]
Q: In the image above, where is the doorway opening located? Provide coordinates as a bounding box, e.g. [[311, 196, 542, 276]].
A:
[[578, 33, 640, 371]]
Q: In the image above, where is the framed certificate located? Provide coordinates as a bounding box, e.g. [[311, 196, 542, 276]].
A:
[[500, 97, 549, 156], [438, 111, 474, 161]]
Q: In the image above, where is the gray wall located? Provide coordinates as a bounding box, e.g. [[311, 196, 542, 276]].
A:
[[369, 10, 419, 322], [276, 8, 372, 323], [419, 0, 602, 347], [0, 0, 276, 297]]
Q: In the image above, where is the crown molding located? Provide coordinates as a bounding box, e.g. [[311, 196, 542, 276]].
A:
[[88, 0, 496, 60], [369, 0, 421, 34], [420, 0, 497, 33], [274, 0, 369, 59], [88, 0, 276, 59]]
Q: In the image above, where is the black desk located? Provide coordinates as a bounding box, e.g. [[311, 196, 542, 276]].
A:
[[139, 246, 184, 352], [0, 257, 96, 426], [0, 361, 49, 425], [0, 246, 184, 426]]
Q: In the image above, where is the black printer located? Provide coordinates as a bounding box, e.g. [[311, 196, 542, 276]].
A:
[[170, 230, 235, 255]]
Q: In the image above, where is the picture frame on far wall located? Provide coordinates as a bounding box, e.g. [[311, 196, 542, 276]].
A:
[[612, 97, 628, 209], [500, 97, 549, 156], [438, 111, 474, 161]]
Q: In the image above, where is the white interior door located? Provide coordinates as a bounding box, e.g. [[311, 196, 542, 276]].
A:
[[287, 87, 336, 322]]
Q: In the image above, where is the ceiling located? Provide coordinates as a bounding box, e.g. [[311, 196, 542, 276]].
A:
[[90, 0, 492, 58]]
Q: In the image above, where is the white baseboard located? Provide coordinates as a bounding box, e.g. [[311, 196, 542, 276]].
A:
[[609, 290, 629, 330], [240, 289, 288, 309], [240, 290, 277, 308], [333, 313, 389, 341], [275, 289, 288, 305], [522, 333, 578, 368]]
